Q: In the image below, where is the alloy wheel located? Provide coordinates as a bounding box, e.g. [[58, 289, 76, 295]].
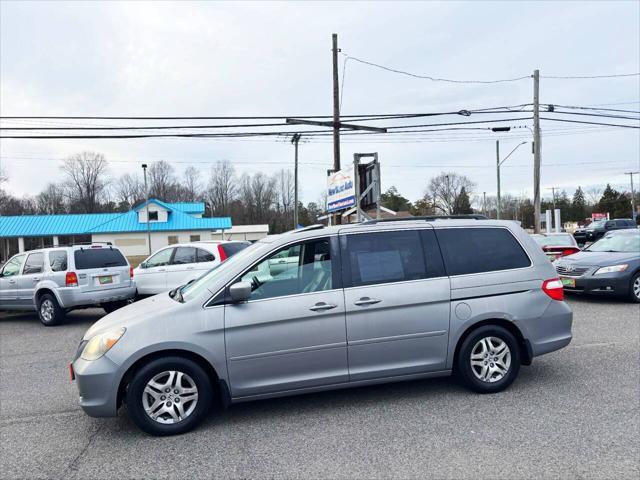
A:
[[40, 299, 54, 322], [142, 370, 199, 424], [634, 276, 640, 300], [470, 336, 511, 383]]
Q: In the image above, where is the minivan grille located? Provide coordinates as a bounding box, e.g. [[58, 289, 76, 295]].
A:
[[556, 265, 590, 277]]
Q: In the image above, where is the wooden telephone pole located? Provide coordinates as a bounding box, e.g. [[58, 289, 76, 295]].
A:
[[332, 33, 341, 173]]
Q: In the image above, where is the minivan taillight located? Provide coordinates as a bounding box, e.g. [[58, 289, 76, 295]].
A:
[[66, 272, 78, 287], [129, 266, 134, 278], [217, 245, 228, 262], [542, 278, 564, 301]]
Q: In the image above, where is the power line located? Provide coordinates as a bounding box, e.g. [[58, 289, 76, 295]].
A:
[[341, 54, 531, 84], [541, 73, 640, 79], [539, 117, 640, 129]]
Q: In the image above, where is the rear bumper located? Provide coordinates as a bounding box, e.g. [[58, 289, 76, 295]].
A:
[[72, 354, 121, 417], [521, 299, 573, 358], [57, 283, 137, 309]]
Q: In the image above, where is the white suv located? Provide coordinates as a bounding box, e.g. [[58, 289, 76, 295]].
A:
[[133, 241, 250, 295]]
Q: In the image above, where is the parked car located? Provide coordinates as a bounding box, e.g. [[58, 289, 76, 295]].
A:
[[531, 233, 581, 261], [71, 219, 572, 436], [584, 218, 636, 242], [133, 241, 250, 295], [0, 244, 135, 326], [572, 227, 588, 245], [554, 229, 640, 302]]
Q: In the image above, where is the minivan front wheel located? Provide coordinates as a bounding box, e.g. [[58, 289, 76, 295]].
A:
[[37, 293, 65, 326], [126, 356, 213, 436], [456, 325, 521, 393]]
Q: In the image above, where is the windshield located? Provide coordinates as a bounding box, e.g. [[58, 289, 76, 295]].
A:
[[588, 220, 605, 229], [586, 232, 640, 253], [532, 234, 575, 247], [180, 241, 268, 302]]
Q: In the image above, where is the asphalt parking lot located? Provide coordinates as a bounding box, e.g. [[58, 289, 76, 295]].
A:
[[1, 296, 638, 479]]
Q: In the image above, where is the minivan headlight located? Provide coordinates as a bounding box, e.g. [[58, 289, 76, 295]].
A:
[[594, 264, 628, 275], [81, 327, 126, 361]]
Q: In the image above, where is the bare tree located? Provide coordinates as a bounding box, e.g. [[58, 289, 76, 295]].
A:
[[60, 151, 108, 213], [36, 183, 67, 214], [182, 166, 203, 201], [585, 186, 603, 206], [148, 161, 177, 200], [114, 173, 145, 208], [428, 172, 476, 214], [206, 160, 236, 215]]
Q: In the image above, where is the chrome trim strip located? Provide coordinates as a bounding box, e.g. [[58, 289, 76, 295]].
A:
[[348, 330, 447, 347], [228, 341, 347, 362]]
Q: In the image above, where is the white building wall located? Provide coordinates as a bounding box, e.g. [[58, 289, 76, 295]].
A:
[[137, 203, 169, 223]]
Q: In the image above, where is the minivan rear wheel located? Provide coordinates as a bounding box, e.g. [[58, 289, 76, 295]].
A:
[[456, 325, 521, 394], [126, 356, 213, 436], [37, 293, 65, 326]]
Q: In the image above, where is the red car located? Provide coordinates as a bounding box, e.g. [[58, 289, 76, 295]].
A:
[[531, 233, 581, 261]]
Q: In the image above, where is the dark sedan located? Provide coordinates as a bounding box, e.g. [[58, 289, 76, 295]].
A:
[[553, 229, 640, 302]]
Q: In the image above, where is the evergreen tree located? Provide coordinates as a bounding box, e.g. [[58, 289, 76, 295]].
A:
[[453, 187, 473, 214], [380, 186, 413, 212], [571, 187, 586, 222]]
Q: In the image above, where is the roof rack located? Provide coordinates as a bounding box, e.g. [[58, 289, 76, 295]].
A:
[[362, 214, 488, 225], [290, 224, 325, 234]]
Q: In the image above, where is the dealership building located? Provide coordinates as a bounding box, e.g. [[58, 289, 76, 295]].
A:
[[0, 199, 268, 263]]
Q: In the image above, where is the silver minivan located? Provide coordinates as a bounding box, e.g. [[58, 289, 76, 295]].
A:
[[71, 219, 573, 436], [0, 244, 135, 325]]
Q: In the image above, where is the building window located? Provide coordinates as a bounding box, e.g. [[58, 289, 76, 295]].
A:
[[148, 211, 159, 221], [168, 235, 179, 245], [190, 235, 201, 242], [59, 235, 92, 246]]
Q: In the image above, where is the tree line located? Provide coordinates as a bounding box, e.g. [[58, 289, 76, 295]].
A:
[[1, 151, 637, 233]]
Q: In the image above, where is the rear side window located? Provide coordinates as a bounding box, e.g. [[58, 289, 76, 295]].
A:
[[343, 230, 431, 287], [172, 247, 197, 264], [196, 248, 215, 263], [436, 228, 531, 276], [73, 248, 127, 270], [49, 251, 68, 272], [221, 242, 249, 258], [23, 252, 45, 275]]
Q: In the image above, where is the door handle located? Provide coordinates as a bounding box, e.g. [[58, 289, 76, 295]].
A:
[[32, 278, 41, 282], [158, 268, 167, 272], [186, 266, 195, 270], [354, 297, 381, 306], [9, 280, 16, 285], [309, 302, 337, 312]]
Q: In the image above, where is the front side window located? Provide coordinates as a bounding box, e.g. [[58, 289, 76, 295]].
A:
[[23, 252, 45, 275], [436, 228, 531, 276], [239, 239, 332, 301], [343, 230, 428, 287], [1, 254, 25, 277], [48, 251, 68, 272], [172, 247, 197, 265], [146, 248, 174, 268]]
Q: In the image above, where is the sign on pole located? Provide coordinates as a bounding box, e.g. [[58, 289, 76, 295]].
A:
[[591, 212, 608, 221], [327, 168, 356, 213]]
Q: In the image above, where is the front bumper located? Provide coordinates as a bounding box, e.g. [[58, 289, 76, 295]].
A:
[[57, 283, 137, 309], [72, 354, 121, 417], [561, 272, 631, 297]]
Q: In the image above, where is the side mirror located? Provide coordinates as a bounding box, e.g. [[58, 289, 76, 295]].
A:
[[229, 281, 252, 303], [139, 262, 147, 269]]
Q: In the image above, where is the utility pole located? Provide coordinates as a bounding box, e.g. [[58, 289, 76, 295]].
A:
[[533, 69, 542, 233], [292, 134, 301, 229], [625, 171, 640, 222], [332, 33, 341, 173], [547, 186, 558, 212], [496, 140, 501, 219], [483, 192, 487, 216], [142, 163, 151, 255]]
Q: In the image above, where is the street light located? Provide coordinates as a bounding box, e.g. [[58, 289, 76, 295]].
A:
[[496, 140, 527, 219], [142, 163, 151, 256]]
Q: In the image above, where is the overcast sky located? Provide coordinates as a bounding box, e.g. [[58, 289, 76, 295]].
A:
[[1, 0, 639, 207]]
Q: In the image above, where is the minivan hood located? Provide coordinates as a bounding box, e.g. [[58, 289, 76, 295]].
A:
[[557, 250, 639, 267], [83, 293, 178, 340]]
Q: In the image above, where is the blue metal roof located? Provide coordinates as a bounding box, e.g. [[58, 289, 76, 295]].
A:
[[0, 200, 230, 238], [166, 202, 205, 214]]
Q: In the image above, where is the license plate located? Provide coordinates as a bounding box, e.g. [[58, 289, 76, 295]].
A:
[[99, 276, 113, 285], [560, 277, 576, 288]]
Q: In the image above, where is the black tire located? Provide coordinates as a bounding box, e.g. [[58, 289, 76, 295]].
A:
[[126, 356, 213, 436], [37, 293, 65, 326], [629, 272, 640, 304], [456, 325, 521, 394], [101, 300, 129, 314]]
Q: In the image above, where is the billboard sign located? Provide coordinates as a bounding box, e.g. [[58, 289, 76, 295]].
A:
[[591, 212, 608, 221], [327, 168, 355, 212]]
